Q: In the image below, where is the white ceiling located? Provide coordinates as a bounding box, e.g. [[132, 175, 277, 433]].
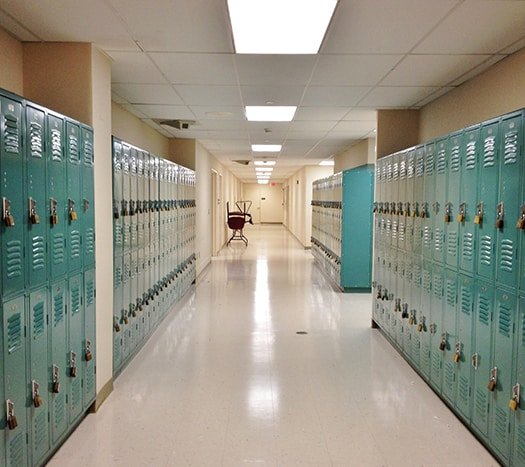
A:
[[1, 0, 525, 182]]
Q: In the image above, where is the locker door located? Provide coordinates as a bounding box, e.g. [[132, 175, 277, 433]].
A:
[[81, 125, 95, 268], [121, 252, 131, 360], [405, 149, 415, 253], [409, 260, 422, 367], [489, 288, 516, 463], [83, 269, 96, 409], [50, 280, 68, 444], [1, 95, 25, 297], [496, 112, 523, 288], [28, 288, 50, 464], [130, 147, 138, 251], [477, 120, 500, 281], [422, 142, 435, 259], [429, 269, 444, 392], [512, 294, 525, 466], [113, 254, 123, 373], [419, 263, 432, 378], [66, 120, 82, 272], [47, 113, 67, 280], [393, 254, 404, 346], [112, 138, 123, 257], [26, 104, 48, 289], [67, 273, 83, 423], [433, 138, 447, 264], [459, 125, 479, 274], [442, 269, 458, 403], [455, 275, 474, 421], [130, 248, 139, 350], [445, 132, 461, 269], [122, 143, 131, 255], [399, 151, 408, 252], [385, 157, 392, 247], [2, 295, 28, 467], [471, 281, 494, 440], [413, 147, 425, 256]]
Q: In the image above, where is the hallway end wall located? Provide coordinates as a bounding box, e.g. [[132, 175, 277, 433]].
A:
[[0, 27, 23, 94]]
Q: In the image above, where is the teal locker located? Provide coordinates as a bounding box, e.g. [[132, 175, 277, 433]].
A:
[[455, 275, 474, 421], [121, 252, 131, 360], [47, 113, 67, 280], [2, 295, 28, 467], [512, 294, 525, 466], [391, 154, 400, 249], [66, 120, 82, 272], [1, 95, 26, 297], [112, 138, 123, 256], [433, 139, 447, 264], [28, 287, 50, 464], [49, 280, 68, 444], [429, 268, 444, 392], [445, 132, 461, 269], [409, 259, 422, 366], [405, 149, 415, 252], [385, 157, 392, 246], [25, 104, 48, 289], [471, 281, 494, 440], [398, 151, 407, 251], [393, 253, 404, 346], [489, 288, 516, 463], [422, 142, 435, 259], [122, 143, 131, 253], [130, 147, 138, 250], [81, 125, 95, 268], [496, 112, 523, 288], [459, 125, 480, 274], [442, 268, 458, 404], [0, 301, 3, 467], [413, 147, 425, 256], [113, 254, 123, 373], [83, 269, 96, 409], [477, 119, 500, 281], [419, 262, 432, 378], [67, 273, 83, 423]]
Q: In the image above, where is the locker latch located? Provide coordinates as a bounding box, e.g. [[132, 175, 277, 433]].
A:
[[429, 323, 437, 334], [474, 202, 483, 225], [408, 310, 416, 326], [487, 366, 498, 392], [439, 333, 447, 351], [113, 316, 121, 332], [376, 285, 382, 299], [69, 351, 77, 378], [32, 380, 43, 408], [373, 202, 378, 214], [28, 197, 40, 224], [453, 342, 462, 363], [121, 200, 128, 217], [417, 315, 426, 332], [517, 205, 525, 229], [6, 399, 18, 430], [509, 383, 520, 411], [52, 365, 60, 393], [432, 201, 440, 215], [83, 198, 90, 213], [405, 202, 411, 217], [471, 353, 479, 370], [113, 200, 120, 219], [391, 202, 397, 215], [50, 198, 59, 225], [420, 202, 428, 219], [412, 201, 419, 218], [495, 202, 504, 229], [2, 197, 15, 227], [457, 203, 466, 223], [68, 199, 78, 221], [394, 298, 401, 312], [397, 202, 404, 216], [129, 200, 136, 216], [85, 340, 93, 362], [444, 202, 452, 223], [401, 303, 409, 319]]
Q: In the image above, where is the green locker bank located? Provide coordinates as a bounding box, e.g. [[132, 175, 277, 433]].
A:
[[372, 108, 525, 467], [0, 88, 96, 466]]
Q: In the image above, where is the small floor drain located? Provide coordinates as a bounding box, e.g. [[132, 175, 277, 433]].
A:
[[296, 331, 308, 335]]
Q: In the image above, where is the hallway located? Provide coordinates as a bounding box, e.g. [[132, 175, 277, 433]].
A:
[[49, 225, 496, 466]]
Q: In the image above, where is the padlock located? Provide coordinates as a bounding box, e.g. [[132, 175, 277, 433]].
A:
[[454, 353, 460, 363], [487, 367, 497, 392], [69, 210, 77, 221], [85, 340, 93, 362], [114, 317, 121, 332], [70, 351, 77, 378], [52, 365, 60, 393], [487, 379, 496, 391], [5, 213, 15, 226], [70, 366, 77, 378], [496, 218, 504, 229], [417, 323, 423, 332], [30, 212, 40, 225], [7, 413, 18, 430], [51, 212, 59, 224], [444, 213, 451, 223], [516, 217, 525, 229], [474, 215, 481, 224], [32, 380, 43, 408], [439, 335, 447, 351], [509, 399, 518, 411], [6, 400, 18, 430], [53, 381, 60, 394], [123, 313, 129, 325], [401, 304, 409, 319], [508, 383, 520, 411], [495, 203, 504, 229]]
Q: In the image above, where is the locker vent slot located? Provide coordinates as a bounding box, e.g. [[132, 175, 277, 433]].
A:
[[465, 141, 476, 170], [474, 389, 488, 426], [494, 406, 508, 445], [422, 269, 431, 292], [86, 280, 95, 306], [85, 228, 95, 258], [413, 265, 422, 285], [461, 233, 474, 263], [392, 220, 398, 241], [7, 312, 22, 353], [30, 121, 43, 158], [381, 164, 387, 182], [114, 265, 122, 288], [51, 128, 62, 161], [450, 146, 460, 172], [478, 295, 490, 326], [434, 228, 443, 253], [387, 162, 392, 181], [447, 231, 458, 257], [114, 224, 123, 246], [444, 362, 454, 392], [4, 113, 20, 153], [86, 366, 95, 395], [53, 394, 66, 431], [436, 149, 446, 174], [458, 375, 469, 406], [431, 352, 441, 379], [33, 301, 45, 337], [70, 230, 81, 259], [425, 153, 434, 175], [522, 312, 525, 347], [34, 409, 48, 448], [84, 139, 94, 166], [423, 226, 432, 248], [482, 136, 496, 167], [71, 286, 81, 315], [413, 224, 422, 248], [6, 240, 23, 278], [72, 378, 82, 411], [446, 279, 456, 306], [54, 293, 64, 326], [31, 235, 45, 271], [68, 134, 80, 163], [416, 154, 424, 177], [52, 234, 65, 266], [517, 426, 525, 463], [460, 286, 472, 315], [499, 239, 514, 273], [9, 431, 25, 466], [479, 236, 493, 266], [498, 303, 511, 337], [399, 159, 407, 178], [407, 157, 415, 178], [503, 131, 518, 165], [433, 274, 443, 298]]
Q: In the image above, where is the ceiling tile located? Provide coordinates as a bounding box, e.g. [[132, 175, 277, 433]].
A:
[[294, 107, 349, 121], [289, 121, 337, 132], [382, 54, 492, 86], [206, 130, 250, 140], [330, 121, 376, 133], [236, 55, 317, 85], [322, 0, 459, 54], [358, 86, 440, 108], [0, 10, 40, 41], [150, 53, 237, 85], [133, 104, 195, 119], [109, 51, 167, 83], [286, 131, 329, 140], [301, 86, 371, 106], [414, 0, 525, 54], [121, 104, 148, 119], [240, 85, 305, 106], [189, 105, 245, 120], [195, 119, 246, 131], [413, 87, 456, 107], [174, 85, 242, 106], [112, 84, 184, 105], [342, 109, 377, 121]]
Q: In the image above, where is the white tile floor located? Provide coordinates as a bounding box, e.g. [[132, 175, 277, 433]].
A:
[[48, 225, 498, 466]]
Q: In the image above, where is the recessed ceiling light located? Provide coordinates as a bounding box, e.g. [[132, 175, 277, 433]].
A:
[[255, 167, 273, 172], [319, 160, 335, 166], [258, 179, 269, 185], [228, 0, 338, 54], [252, 144, 282, 152], [246, 106, 296, 122], [254, 160, 276, 166]]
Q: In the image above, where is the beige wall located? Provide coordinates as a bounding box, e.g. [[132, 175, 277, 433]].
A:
[[0, 27, 23, 94], [169, 138, 197, 170], [376, 110, 419, 158], [111, 102, 170, 156], [335, 137, 376, 172], [420, 48, 525, 142]]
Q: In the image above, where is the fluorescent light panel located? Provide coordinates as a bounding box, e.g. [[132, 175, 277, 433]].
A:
[[246, 106, 296, 122], [252, 144, 282, 152], [228, 0, 338, 54], [254, 160, 276, 166], [255, 167, 273, 172], [319, 160, 335, 166], [258, 179, 269, 185]]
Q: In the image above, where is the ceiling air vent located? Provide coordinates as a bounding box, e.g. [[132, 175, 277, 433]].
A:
[[233, 160, 250, 165], [155, 119, 196, 130]]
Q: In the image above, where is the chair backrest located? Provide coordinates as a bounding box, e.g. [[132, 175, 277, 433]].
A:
[[228, 215, 245, 230]]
